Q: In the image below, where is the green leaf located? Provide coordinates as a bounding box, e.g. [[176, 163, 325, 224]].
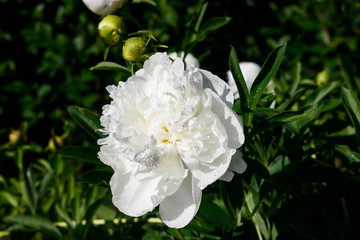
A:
[[0, 191, 18, 207], [277, 88, 307, 111], [286, 104, 323, 134], [229, 46, 250, 122], [81, 196, 108, 238], [288, 62, 302, 96], [269, 105, 318, 123], [142, 230, 163, 240], [335, 145, 360, 163], [249, 44, 286, 112], [302, 81, 340, 106], [181, 1, 208, 53], [132, 0, 157, 6], [321, 98, 342, 112], [327, 126, 355, 137], [220, 174, 244, 223], [57, 146, 101, 165], [341, 87, 360, 146], [22, 168, 38, 215], [128, 30, 157, 41], [268, 155, 291, 175], [67, 106, 104, 140], [55, 204, 75, 229], [39, 170, 54, 200], [197, 196, 234, 230], [4, 215, 62, 239], [89, 61, 131, 73], [197, 17, 231, 41], [246, 158, 271, 180], [75, 169, 113, 187], [251, 105, 319, 136]]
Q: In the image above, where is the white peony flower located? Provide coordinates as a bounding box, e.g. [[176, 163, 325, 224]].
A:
[[227, 62, 261, 99], [82, 0, 126, 15], [98, 52, 245, 228], [168, 52, 200, 69]]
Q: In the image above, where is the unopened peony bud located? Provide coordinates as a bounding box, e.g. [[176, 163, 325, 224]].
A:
[[82, 0, 126, 16], [98, 15, 126, 46], [9, 130, 21, 145], [316, 71, 329, 86], [122, 37, 146, 62]]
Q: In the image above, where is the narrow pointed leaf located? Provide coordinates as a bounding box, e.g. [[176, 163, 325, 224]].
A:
[[288, 62, 302, 96], [341, 87, 360, 146], [57, 146, 101, 165], [250, 45, 286, 111], [128, 30, 157, 41], [90, 61, 131, 73], [197, 196, 234, 230], [197, 17, 231, 41], [229, 46, 249, 114], [75, 169, 113, 187], [246, 158, 271, 180], [302, 81, 340, 106], [55, 204, 75, 229], [335, 145, 360, 163], [251, 105, 318, 136], [67, 106, 104, 140], [4, 215, 62, 239]]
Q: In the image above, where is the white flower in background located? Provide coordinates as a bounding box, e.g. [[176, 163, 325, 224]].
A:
[[82, 0, 126, 15], [168, 51, 200, 69], [227, 62, 261, 99], [98, 53, 245, 228]]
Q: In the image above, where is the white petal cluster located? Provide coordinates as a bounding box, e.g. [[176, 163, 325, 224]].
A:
[[82, 0, 125, 15], [98, 53, 245, 228]]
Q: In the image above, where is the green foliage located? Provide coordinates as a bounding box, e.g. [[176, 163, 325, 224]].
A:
[[1, 0, 360, 239]]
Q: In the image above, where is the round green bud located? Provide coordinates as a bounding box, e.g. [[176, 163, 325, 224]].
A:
[[98, 15, 126, 46], [122, 37, 146, 62], [316, 71, 329, 86]]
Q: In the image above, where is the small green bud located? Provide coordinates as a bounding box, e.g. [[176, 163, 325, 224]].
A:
[[316, 71, 329, 86], [98, 15, 125, 46], [122, 37, 146, 62]]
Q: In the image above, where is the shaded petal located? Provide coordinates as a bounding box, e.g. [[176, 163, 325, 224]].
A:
[[219, 170, 234, 182], [219, 150, 247, 182], [200, 70, 234, 108], [187, 149, 236, 189], [160, 174, 202, 228], [206, 89, 245, 149], [229, 150, 247, 174], [110, 154, 187, 217]]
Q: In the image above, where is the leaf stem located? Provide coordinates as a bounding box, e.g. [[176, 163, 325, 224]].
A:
[[245, 195, 263, 240]]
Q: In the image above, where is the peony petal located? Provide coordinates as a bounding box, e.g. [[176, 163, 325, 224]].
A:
[[110, 153, 187, 217], [159, 174, 202, 228], [200, 70, 234, 108], [219, 170, 234, 182], [110, 167, 161, 217], [219, 150, 247, 182], [206, 89, 245, 149], [228, 150, 247, 174], [187, 149, 236, 190]]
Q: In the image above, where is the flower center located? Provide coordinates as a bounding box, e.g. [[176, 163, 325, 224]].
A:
[[159, 125, 178, 145]]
